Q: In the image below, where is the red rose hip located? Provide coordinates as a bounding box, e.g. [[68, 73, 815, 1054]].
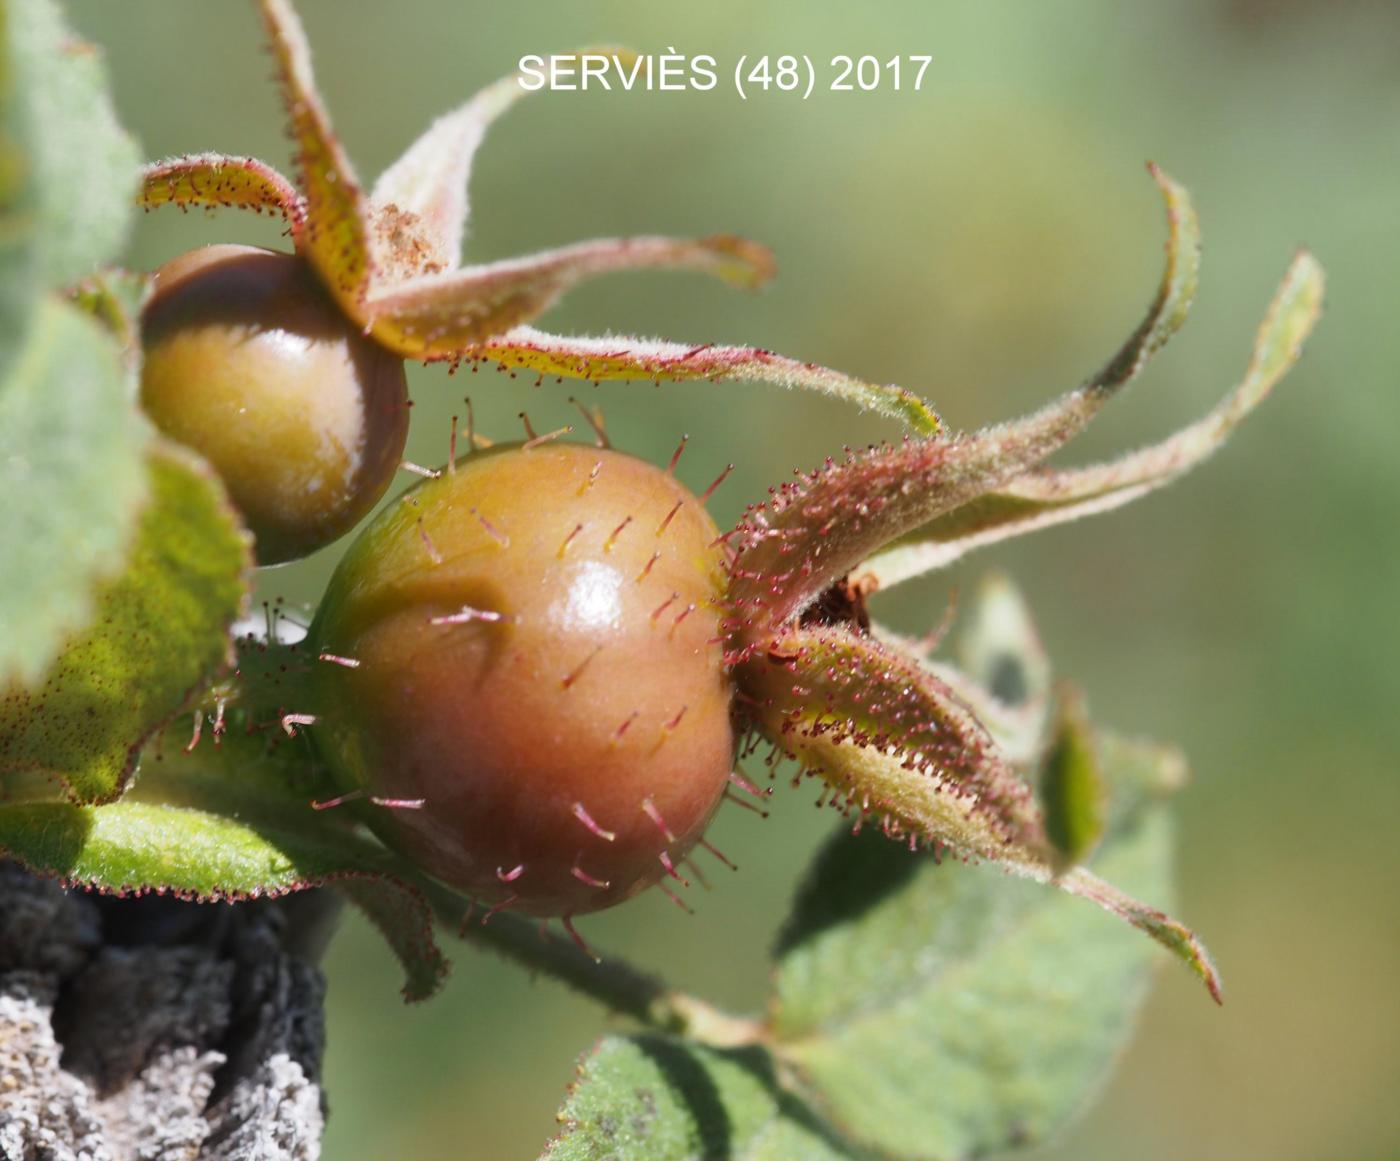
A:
[[308, 442, 736, 917]]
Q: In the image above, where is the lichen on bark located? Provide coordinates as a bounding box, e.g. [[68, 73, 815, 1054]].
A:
[[0, 862, 329, 1160]]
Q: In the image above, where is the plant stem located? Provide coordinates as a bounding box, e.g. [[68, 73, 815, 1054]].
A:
[[417, 877, 764, 1047]]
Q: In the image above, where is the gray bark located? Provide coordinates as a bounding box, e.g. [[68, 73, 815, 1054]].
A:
[[0, 863, 329, 1161]]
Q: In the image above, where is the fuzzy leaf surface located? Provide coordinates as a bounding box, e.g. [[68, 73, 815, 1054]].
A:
[[1040, 687, 1106, 867], [0, 296, 148, 684], [769, 732, 1183, 1160], [545, 1035, 852, 1161], [0, 0, 37, 384], [0, 800, 447, 1001], [9, 0, 138, 288], [0, 725, 449, 1001], [0, 445, 250, 803], [952, 573, 1051, 713], [67, 265, 150, 353], [745, 622, 1218, 997]]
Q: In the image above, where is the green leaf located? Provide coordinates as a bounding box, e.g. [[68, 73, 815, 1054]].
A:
[[0, 295, 149, 684], [769, 734, 1185, 1160], [138, 724, 450, 1003], [7, 0, 138, 288], [0, 0, 38, 384], [1095, 732, 1188, 835], [0, 725, 450, 1002], [545, 1035, 853, 1161], [0, 443, 250, 802], [744, 617, 1218, 999], [1040, 686, 1106, 868], [939, 570, 1052, 764], [0, 799, 448, 1002], [953, 572, 1050, 715], [67, 265, 150, 354]]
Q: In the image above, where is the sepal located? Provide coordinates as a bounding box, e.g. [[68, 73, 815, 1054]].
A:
[[727, 166, 1200, 636], [456, 325, 942, 430], [859, 250, 1324, 589]]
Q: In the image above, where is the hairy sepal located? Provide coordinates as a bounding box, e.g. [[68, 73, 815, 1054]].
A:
[[257, 0, 371, 311], [363, 234, 776, 356], [727, 164, 1199, 634], [742, 624, 1049, 862], [1054, 862, 1220, 1001], [743, 624, 1220, 998], [138, 153, 305, 226], [454, 325, 942, 432], [872, 572, 1053, 766], [861, 249, 1324, 589], [370, 48, 638, 273]]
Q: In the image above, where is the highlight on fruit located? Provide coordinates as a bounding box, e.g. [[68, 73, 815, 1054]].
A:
[[308, 440, 737, 923], [140, 244, 410, 564]]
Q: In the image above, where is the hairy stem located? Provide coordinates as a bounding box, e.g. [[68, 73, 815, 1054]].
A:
[[417, 877, 763, 1045]]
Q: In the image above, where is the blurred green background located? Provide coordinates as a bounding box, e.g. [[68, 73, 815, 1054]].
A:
[[66, 1, 1398, 1158]]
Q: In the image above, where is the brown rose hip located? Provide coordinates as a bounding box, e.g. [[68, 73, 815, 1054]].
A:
[[308, 441, 736, 918], [140, 244, 410, 565]]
